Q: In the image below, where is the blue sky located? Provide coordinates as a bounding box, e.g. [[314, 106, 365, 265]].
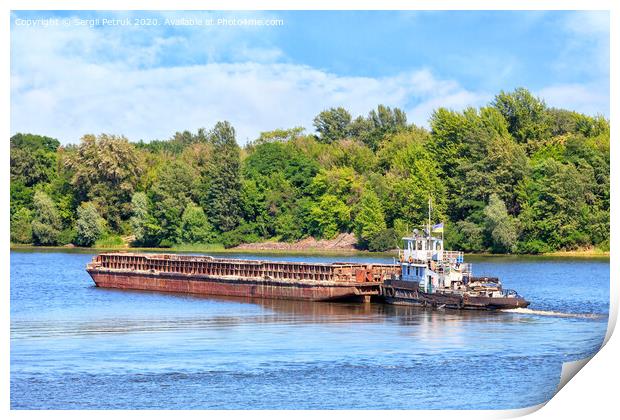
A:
[[11, 10, 609, 144]]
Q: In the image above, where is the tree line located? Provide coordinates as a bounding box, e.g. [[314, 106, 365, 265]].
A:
[[10, 88, 610, 253]]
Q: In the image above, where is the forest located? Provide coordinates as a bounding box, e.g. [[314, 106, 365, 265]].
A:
[[10, 88, 610, 254]]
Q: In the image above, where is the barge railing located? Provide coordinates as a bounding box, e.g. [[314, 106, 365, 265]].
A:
[[88, 253, 401, 284]]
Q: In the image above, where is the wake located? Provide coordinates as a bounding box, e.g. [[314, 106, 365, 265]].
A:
[[501, 307, 606, 319]]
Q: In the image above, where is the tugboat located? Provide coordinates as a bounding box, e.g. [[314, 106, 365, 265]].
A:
[[382, 205, 529, 310]]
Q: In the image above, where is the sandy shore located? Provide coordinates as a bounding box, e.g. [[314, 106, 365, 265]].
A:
[[232, 233, 359, 251]]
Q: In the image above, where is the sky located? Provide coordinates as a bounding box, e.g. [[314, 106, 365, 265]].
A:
[[10, 10, 610, 145]]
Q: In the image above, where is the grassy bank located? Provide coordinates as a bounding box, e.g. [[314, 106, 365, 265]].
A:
[[543, 248, 610, 258], [10, 242, 609, 258], [9, 242, 376, 257]]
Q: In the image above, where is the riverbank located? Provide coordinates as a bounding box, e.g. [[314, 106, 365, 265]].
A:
[[232, 233, 359, 252], [543, 248, 610, 258], [10, 242, 609, 258]]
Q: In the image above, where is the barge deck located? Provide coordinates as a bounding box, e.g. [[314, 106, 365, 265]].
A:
[[86, 253, 400, 302]]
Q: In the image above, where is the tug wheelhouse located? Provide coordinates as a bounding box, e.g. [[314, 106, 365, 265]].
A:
[[399, 229, 444, 293]]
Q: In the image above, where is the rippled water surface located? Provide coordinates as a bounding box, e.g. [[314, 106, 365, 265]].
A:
[[10, 250, 609, 409]]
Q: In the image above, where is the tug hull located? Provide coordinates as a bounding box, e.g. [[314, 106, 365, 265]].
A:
[[382, 281, 530, 310]]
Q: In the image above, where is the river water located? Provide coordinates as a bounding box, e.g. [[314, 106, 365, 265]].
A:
[[10, 250, 609, 409]]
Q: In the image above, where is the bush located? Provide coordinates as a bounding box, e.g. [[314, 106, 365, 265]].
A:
[[275, 213, 305, 242], [94, 234, 124, 248], [517, 239, 552, 255], [31, 220, 60, 246], [58, 227, 77, 246], [10, 207, 33, 244], [483, 194, 518, 253], [181, 203, 216, 244], [451, 220, 485, 253], [158, 239, 174, 248], [597, 239, 610, 252], [130, 192, 164, 247], [31, 191, 62, 246], [561, 231, 590, 250], [220, 223, 261, 248], [368, 228, 399, 252], [309, 194, 350, 239], [75, 202, 106, 247], [353, 188, 386, 248]]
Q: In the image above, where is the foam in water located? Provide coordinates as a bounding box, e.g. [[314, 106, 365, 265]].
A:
[[501, 308, 604, 319]]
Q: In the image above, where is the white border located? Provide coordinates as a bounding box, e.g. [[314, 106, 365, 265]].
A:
[[2, 1, 617, 419]]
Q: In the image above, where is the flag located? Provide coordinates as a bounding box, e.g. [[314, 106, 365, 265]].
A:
[[432, 223, 444, 233]]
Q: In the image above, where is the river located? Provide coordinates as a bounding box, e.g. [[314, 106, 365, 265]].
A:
[[10, 250, 609, 409]]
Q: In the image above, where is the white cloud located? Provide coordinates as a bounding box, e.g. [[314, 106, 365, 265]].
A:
[[539, 11, 610, 117], [10, 19, 487, 144], [12, 60, 487, 144], [537, 83, 609, 117], [11, 11, 609, 146], [563, 10, 609, 37], [554, 11, 609, 81]]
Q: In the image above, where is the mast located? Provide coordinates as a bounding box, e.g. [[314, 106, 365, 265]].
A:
[[428, 196, 432, 234]]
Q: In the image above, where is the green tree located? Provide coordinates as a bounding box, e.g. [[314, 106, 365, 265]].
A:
[[10, 133, 60, 187], [353, 105, 408, 150], [353, 188, 387, 247], [309, 194, 350, 239], [310, 167, 363, 205], [10, 134, 61, 218], [369, 105, 407, 132], [31, 191, 62, 246], [243, 141, 319, 192], [7, 91, 609, 255], [377, 131, 447, 228], [313, 107, 352, 144], [253, 127, 305, 145], [75, 202, 106, 247], [181, 203, 215, 243], [136, 128, 209, 155], [326, 139, 376, 175], [517, 159, 595, 250], [483, 194, 518, 253], [492, 87, 551, 148], [150, 161, 196, 244], [130, 192, 162, 247], [449, 220, 485, 252], [63, 134, 143, 229], [429, 106, 527, 220], [10, 207, 33, 244], [204, 121, 242, 232]]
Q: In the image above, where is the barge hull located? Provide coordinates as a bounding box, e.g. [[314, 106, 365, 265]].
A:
[[86, 253, 398, 302], [88, 270, 374, 302]]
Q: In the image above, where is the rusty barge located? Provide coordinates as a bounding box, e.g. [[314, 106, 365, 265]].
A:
[[86, 253, 400, 302]]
